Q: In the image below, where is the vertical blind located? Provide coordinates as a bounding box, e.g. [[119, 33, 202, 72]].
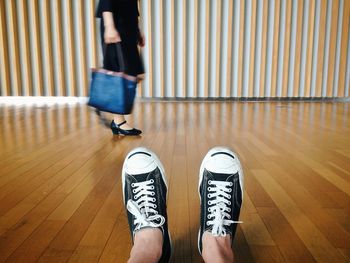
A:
[[0, 0, 349, 98]]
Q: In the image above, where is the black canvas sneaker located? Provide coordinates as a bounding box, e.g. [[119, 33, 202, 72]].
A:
[[198, 147, 244, 254], [122, 147, 172, 263]]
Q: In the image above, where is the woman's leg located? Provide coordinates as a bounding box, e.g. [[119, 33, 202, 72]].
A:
[[113, 114, 134, 130]]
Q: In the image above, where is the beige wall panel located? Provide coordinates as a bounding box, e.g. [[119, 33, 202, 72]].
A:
[[159, 0, 164, 98], [316, 0, 327, 97], [338, 0, 349, 97], [76, 0, 88, 97], [237, 0, 245, 97], [282, 0, 292, 97], [305, 0, 316, 97], [215, 0, 221, 97], [6, 0, 21, 95], [271, 0, 281, 97], [204, 0, 210, 97], [147, 0, 153, 97], [41, 0, 55, 96], [182, 0, 187, 97], [28, 0, 44, 96], [17, 0, 33, 95], [327, 0, 339, 97], [0, 1, 10, 96], [259, 0, 268, 97], [171, 0, 175, 98], [225, 0, 233, 97], [64, 0, 77, 96], [293, 0, 304, 97], [215, 0, 223, 97], [193, 0, 198, 97], [51, 0, 65, 96], [89, 0, 98, 68], [248, 0, 257, 98]]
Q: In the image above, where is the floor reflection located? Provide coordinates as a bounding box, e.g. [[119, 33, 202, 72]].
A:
[[0, 101, 349, 156]]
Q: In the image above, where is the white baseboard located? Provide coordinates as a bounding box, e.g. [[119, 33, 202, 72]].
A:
[[0, 96, 89, 106]]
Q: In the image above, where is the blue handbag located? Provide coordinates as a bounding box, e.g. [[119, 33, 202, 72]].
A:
[[88, 44, 137, 115]]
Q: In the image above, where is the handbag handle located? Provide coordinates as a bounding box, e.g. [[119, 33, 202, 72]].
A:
[[103, 43, 125, 72]]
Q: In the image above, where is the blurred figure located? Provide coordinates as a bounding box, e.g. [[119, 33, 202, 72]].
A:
[[96, 0, 145, 136]]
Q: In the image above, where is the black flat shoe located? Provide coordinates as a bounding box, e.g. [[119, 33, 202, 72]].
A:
[[110, 120, 142, 136]]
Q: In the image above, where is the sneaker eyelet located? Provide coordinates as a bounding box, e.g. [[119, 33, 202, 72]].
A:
[[131, 183, 135, 187], [208, 201, 212, 205], [228, 189, 232, 192], [208, 180, 212, 185], [154, 204, 157, 208], [208, 187, 211, 191], [207, 215, 211, 219], [228, 215, 231, 219], [206, 222, 210, 226], [150, 179, 154, 183], [228, 195, 231, 199], [228, 201, 231, 205], [151, 192, 155, 196], [230, 182, 233, 186], [228, 208, 231, 212], [207, 194, 211, 198], [152, 198, 156, 202], [151, 186, 154, 190], [132, 189, 136, 193], [134, 196, 137, 200]]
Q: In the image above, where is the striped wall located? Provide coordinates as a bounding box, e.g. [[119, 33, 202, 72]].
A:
[[0, 0, 350, 98]]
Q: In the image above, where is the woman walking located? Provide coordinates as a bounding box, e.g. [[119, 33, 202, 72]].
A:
[[96, 0, 145, 136]]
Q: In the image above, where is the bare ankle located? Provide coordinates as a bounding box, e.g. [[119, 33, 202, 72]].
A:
[[128, 228, 163, 263], [114, 115, 125, 124], [202, 232, 234, 263]]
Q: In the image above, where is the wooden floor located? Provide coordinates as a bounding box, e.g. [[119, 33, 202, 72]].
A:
[[0, 101, 350, 263]]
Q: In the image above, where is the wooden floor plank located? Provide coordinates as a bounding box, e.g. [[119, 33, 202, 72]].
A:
[[167, 111, 192, 263], [240, 194, 275, 246], [253, 169, 347, 262], [256, 207, 316, 262], [250, 245, 287, 263]]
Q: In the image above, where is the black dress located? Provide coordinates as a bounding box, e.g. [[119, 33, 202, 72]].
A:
[[96, 0, 144, 77]]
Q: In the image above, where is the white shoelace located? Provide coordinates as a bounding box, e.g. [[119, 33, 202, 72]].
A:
[[207, 180, 242, 237], [127, 179, 165, 231]]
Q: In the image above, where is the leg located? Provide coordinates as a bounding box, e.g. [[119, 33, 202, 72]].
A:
[[113, 114, 132, 130], [202, 233, 234, 263], [128, 228, 163, 263], [122, 147, 172, 263], [198, 147, 244, 263]]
